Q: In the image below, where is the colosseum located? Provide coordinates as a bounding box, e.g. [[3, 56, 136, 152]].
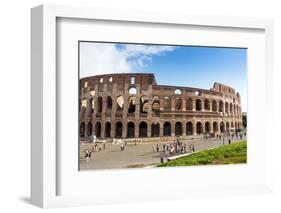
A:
[[79, 73, 243, 141]]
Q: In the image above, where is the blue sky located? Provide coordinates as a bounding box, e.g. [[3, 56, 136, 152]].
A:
[[80, 42, 247, 111]]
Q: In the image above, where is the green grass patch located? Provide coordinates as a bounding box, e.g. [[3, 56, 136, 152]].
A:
[[157, 141, 247, 167]]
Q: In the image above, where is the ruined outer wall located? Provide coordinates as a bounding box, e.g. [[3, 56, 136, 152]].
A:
[[79, 73, 243, 140]]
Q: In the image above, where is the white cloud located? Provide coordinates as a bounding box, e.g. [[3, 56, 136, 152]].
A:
[[80, 42, 176, 78]]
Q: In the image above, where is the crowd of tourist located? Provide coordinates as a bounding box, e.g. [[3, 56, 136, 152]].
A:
[[152, 140, 196, 157], [83, 130, 246, 163]]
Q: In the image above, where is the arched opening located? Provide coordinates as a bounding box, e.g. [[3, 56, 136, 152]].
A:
[[81, 98, 87, 113], [87, 122, 92, 136], [225, 102, 229, 113], [129, 87, 137, 95], [186, 98, 193, 110], [151, 123, 160, 137], [139, 122, 147, 137], [235, 122, 238, 130], [230, 103, 233, 114], [164, 97, 171, 110], [105, 122, 111, 138], [89, 98, 94, 113], [186, 122, 193, 135], [175, 89, 182, 95], [220, 122, 225, 132], [128, 97, 136, 113], [95, 122, 101, 138], [204, 99, 210, 111], [152, 101, 160, 116], [127, 122, 135, 138], [196, 99, 202, 111], [226, 122, 230, 131], [196, 122, 203, 134], [140, 96, 149, 113], [175, 122, 182, 136], [231, 121, 234, 129], [205, 122, 211, 133], [213, 122, 218, 133], [212, 100, 217, 112], [175, 97, 182, 110], [115, 122, 123, 138], [106, 96, 112, 110], [97, 97, 103, 113], [80, 122, 85, 137], [219, 101, 224, 112], [163, 122, 171, 136], [116, 96, 124, 111]]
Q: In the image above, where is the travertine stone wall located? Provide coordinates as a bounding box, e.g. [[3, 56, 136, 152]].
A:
[[79, 73, 243, 139]]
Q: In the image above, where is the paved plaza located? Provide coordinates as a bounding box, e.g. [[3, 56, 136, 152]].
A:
[[79, 135, 246, 170]]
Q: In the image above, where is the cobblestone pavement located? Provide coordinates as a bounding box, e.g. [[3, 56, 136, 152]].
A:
[[79, 136, 246, 170]]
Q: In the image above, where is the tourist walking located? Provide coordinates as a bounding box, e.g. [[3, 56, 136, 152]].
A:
[[85, 150, 90, 163]]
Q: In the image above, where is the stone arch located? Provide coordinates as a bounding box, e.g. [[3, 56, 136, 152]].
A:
[[164, 96, 171, 110], [87, 121, 92, 136], [97, 96, 103, 113], [129, 86, 137, 95], [196, 99, 202, 111], [106, 96, 112, 110], [175, 122, 182, 136], [205, 121, 211, 133], [175, 97, 182, 110], [186, 122, 193, 135], [81, 98, 87, 113], [116, 96, 124, 111], [127, 122, 135, 138], [231, 121, 234, 129], [89, 98, 94, 113], [175, 89, 182, 95], [220, 121, 225, 132], [95, 122, 101, 137], [213, 122, 218, 133], [152, 97, 160, 116], [128, 96, 136, 113], [140, 96, 149, 113], [204, 99, 210, 111], [226, 121, 230, 131], [105, 122, 111, 138], [80, 122, 85, 137], [225, 102, 229, 113], [163, 122, 171, 136], [196, 122, 203, 134], [186, 98, 193, 110], [151, 123, 160, 137], [212, 100, 217, 112], [230, 103, 233, 114], [115, 122, 123, 138], [219, 101, 224, 112], [139, 121, 147, 137]]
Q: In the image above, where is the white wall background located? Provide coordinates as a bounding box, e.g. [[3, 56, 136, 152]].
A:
[[0, 0, 280, 212]]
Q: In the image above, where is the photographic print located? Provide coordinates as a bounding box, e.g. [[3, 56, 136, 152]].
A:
[[79, 41, 247, 170]]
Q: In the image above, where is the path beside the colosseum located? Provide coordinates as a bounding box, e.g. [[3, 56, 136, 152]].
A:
[[79, 136, 246, 170]]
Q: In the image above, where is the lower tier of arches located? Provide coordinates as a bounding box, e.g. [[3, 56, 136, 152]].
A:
[[80, 119, 243, 139]]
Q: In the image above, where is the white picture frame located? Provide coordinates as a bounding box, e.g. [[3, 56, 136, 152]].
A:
[[31, 4, 274, 208]]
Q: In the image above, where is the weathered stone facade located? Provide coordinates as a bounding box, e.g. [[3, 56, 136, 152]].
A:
[[79, 73, 243, 140]]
